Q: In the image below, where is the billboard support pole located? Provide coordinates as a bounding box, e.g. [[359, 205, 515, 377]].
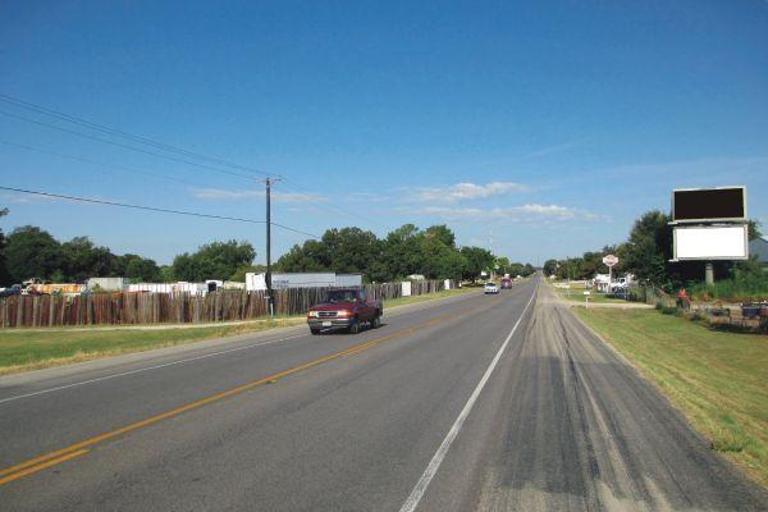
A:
[[705, 262, 714, 286]]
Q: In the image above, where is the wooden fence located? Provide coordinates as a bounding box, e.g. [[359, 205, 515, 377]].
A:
[[0, 280, 452, 328]]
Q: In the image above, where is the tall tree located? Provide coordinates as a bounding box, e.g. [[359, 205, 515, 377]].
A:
[[621, 210, 672, 286], [60, 236, 116, 281], [460, 246, 495, 282], [5, 226, 62, 282], [172, 240, 255, 281], [114, 254, 162, 282]]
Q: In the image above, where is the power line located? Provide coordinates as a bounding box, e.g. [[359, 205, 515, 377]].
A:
[[0, 93, 277, 179], [0, 138, 212, 189], [0, 186, 321, 239], [0, 94, 386, 234], [0, 109, 258, 182], [0, 93, 389, 232]]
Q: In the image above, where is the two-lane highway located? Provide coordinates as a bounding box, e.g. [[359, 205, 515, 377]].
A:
[[0, 278, 766, 511]]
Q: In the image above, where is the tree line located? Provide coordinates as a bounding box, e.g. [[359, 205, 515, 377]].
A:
[[542, 210, 763, 290], [276, 224, 535, 282], [0, 209, 534, 286]]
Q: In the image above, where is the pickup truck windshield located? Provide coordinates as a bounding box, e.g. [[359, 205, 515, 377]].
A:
[[326, 290, 359, 303]]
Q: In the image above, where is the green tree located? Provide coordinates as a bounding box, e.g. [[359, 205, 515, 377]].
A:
[[5, 226, 62, 282], [382, 224, 424, 280], [322, 227, 383, 278], [60, 236, 116, 281], [543, 259, 558, 276], [159, 265, 175, 283], [276, 240, 331, 273], [621, 210, 672, 286], [424, 224, 456, 248], [460, 246, 494, 282], [114, 254, 162, 282], [747, 219, 762, 241], [172, 240, 256, 281]]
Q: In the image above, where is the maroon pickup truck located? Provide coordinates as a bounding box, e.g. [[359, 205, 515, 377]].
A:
[[306, 288, 383, 335]]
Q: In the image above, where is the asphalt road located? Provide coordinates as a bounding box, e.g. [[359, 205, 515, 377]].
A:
[[0, 278, 765, 511]]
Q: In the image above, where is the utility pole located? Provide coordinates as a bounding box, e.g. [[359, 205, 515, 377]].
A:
[[265, 177, 274, 317]]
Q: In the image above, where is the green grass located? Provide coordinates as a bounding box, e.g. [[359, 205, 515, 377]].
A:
[[0, 287, 477, 375], [0, 318, 308, 375], [575, 307, 768, 487], [553, 287, 628, 304]]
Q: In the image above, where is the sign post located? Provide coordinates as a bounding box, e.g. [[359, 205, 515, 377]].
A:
[[602, 254, 619, 291]]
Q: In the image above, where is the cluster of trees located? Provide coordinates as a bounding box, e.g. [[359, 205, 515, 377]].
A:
[[0, 219, 257, 285], [0, 210, 533, 286], [276, 224, 534, 283], [543, 211, 764, 290]]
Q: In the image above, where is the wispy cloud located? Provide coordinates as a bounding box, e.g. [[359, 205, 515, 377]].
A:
[[192, 188, 326, 202], [413, 181, 529, 203], [408, 203, 599, 222]]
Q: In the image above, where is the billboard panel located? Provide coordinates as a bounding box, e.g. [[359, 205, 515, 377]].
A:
[[672, 187, 745, 223], [673, 225, 749, 261]]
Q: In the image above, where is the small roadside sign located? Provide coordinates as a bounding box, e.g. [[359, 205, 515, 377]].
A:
[[602, 254, 619, 268]]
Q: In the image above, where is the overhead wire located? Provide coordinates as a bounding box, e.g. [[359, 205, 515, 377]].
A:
[[0, 93, 276, 179], [0, 109, 257, 182], [0, 138, 213, 189], [0, 186, 321, 239], [0, 93, 390, 234]]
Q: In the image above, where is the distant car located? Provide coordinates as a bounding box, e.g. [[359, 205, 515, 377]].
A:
[[306, 288, 382, 335], [484, 282, 499, 295], [500, 278, 512, 289]]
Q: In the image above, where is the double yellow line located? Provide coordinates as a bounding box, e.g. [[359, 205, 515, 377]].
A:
[[0, 302, 487, 486]]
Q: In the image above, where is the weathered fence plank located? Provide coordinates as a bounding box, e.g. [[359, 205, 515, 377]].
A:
[[0, 280, 452, 328]]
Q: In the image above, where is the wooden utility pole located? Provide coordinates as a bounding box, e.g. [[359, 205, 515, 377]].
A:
[[265, 177, 274, 317]]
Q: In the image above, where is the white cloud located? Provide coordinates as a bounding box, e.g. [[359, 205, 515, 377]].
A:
[[193, 188, 326, 202], [409, 203, 597, 222], [414, 181, 529, 202]]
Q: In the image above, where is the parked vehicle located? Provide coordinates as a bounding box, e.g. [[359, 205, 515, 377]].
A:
[[306, 288, 382, 335], [484, 282, 499, 295], [0, 284, 22, 297]]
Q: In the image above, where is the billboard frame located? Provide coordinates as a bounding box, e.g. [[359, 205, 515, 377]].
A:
[[671, 224, 749, 262], [670, 185, 747, 225]]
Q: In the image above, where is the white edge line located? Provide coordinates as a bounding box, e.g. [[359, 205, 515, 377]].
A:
[[0, 333, 307, 406], [398, 287, 537, 512]]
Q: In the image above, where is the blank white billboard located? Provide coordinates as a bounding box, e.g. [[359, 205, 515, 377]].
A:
[[673, 225, 749, 261]]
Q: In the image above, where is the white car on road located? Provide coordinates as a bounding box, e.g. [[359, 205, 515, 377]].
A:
[[484, 282, 499, 295]]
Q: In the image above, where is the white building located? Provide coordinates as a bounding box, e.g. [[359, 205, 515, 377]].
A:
[[245, 272, 363, 292]]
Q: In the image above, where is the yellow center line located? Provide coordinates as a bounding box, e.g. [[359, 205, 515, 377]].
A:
[[0, 449, 89, 486], [0, 300, 490, 486]]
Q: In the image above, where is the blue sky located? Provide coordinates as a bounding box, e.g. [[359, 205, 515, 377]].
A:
[[1, 1, 766, 266]]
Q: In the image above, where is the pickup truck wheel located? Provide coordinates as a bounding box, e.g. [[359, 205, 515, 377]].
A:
[[310, 328, 321, 335], [348, 319, 360, 334], [371, 315, 381, 329]]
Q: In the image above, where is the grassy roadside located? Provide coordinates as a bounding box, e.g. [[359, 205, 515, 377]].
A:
[[552, 286, 628, 305], [0, 287, 477, 375], [575, 307, 768, 487]]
